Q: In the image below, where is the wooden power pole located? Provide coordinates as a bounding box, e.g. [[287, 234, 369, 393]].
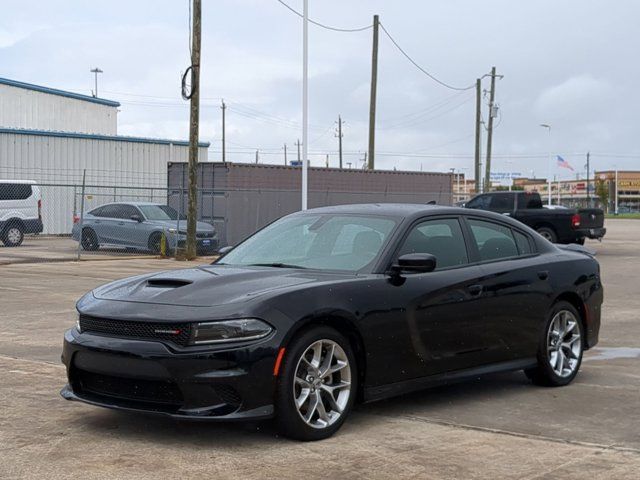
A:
[[284, 143, 288, 166], [221, 99, 226, 163], [367, 14, 379, 170], [336, 115, 343, 169], [296, 139, 301, 163], [483, 66, 497, 193], [474, 78, 482, 194], [185, 0, 201, 260]]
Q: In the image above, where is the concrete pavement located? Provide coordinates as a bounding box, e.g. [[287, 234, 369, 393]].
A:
[[1, 219, 639, 479]]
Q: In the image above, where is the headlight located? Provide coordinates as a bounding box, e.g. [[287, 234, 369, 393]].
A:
[[168, 228, 177, 234], [192, 318, 273, 345]]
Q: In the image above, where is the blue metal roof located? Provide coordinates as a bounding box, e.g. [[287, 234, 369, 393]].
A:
[[0, 128, 210, 148], [0, 77, 121, 107]]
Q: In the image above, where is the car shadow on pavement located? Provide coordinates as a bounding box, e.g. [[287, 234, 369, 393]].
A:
[[67, 370, 533, 444]]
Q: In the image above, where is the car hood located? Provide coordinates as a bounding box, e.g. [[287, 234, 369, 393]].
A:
[[147, 219, 214, 232], [91, 265, 354, 307]]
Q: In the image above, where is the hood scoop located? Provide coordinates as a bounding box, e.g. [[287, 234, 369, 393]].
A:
[[146, 278, 193, 289]]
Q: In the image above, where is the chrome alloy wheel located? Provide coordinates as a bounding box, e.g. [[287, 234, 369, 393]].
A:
[[6, 227, 21, 244], [547, 310, 582, 378], [293, 339, 352, 429]]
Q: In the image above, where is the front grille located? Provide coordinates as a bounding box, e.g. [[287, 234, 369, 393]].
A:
[[196, 232, 215, 239], [79, 314, 192, 347], [74, 369, 183, 406]]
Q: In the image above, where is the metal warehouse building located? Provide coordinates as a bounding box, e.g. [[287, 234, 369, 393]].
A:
[[0, 77, 208, 234], [167, 162, 454, 246]]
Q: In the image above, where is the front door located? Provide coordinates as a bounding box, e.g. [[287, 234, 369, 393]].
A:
[[363, 216, 489, 385]]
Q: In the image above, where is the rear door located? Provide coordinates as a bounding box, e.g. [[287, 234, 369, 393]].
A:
[[463, 216, 551, 360]]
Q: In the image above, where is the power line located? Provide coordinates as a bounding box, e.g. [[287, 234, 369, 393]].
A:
[[379, 22, 475, 91], [275, 0, 372, 32]]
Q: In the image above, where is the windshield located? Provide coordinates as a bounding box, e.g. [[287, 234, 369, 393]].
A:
[[217, 214, 398, 273], [138, 205, 185, 221]]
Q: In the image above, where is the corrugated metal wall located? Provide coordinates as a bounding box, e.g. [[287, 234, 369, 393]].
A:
[[0, 84, 118, 135], [168, 162, 454, 246], [0, 131, 209, 234]]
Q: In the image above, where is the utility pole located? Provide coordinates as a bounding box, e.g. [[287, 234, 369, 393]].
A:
[[284, 143, 288, 166], [90, 67, 103, 97], [185, 0, 201, 260], [367, 14, 379, 170], [325, 154, 329, 168], [336, 115, 344, 169], [474, 78, 482, 195], [296, 139, 301, 162], [484, 66, 497, 193], [586, 151, 591, 207], [255, 150, 259, 164], [221, 99, 226, 163]]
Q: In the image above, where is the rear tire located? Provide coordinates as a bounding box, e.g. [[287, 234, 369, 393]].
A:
[[2, 224, 24, 247], [536, 226, 557, 243], [276, 326, 357, 441], [525, 301, 584, 387], [81, 228, 99, 251]]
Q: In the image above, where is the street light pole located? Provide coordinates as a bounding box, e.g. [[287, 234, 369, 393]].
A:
[[615, 166, 619, 215], [90, 67, 103, 97], [540, 124, 552, 206], [301, 0, 309, 210]]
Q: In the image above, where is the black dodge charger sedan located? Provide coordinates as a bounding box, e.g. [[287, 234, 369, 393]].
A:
[[61, 204, 603, 440]]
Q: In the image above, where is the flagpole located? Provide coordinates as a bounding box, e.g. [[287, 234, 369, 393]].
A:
[[540, 124, 552, 206]]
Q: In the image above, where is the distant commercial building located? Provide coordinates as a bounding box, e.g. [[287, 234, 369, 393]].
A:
[[0, 77, 209, 234]]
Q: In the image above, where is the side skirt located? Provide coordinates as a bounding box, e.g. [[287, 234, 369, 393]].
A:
[[363, 358, 537, 403]]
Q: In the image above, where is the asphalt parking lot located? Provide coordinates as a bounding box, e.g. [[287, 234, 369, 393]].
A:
[[1, 219, 639, 479]]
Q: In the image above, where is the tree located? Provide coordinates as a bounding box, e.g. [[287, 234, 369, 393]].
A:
[[595, 179, 609, 212]]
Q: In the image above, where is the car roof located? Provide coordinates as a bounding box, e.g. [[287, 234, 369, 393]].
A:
[[300, 203, 455, 216], [0, 179, 36, 184], [91, 201, 165, 208]]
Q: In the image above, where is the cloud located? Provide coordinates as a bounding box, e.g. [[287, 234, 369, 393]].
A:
[[534, 75, 612, 119]]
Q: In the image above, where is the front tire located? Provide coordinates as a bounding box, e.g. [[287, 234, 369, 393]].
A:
[[276, 326, 357, 441], [525, 301, 584, 386], [2, 224, 24, 247], [148, 232, 165, 254]]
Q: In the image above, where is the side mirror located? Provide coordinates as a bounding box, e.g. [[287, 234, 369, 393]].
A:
[[130, 214, 142, 222], [218, 245, 233, 255], [390, 253, 437, 275]]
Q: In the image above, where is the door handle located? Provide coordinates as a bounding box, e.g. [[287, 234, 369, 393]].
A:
[[468, 284, 483, 296], [94, 220, 101, 224], [537, 270, 549, 280], [117, 222, 125, 225]]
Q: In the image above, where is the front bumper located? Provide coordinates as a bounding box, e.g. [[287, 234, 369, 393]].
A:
[[61, 328, 276, 421]]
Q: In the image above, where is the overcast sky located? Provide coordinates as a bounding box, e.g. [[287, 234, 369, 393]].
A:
[[1, 0, 639, 179]]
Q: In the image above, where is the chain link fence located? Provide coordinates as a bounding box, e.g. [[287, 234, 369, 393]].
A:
[[0, 179, 219, 264]]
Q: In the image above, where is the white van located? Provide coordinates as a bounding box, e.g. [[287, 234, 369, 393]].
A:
[[0, 180, 43, 247]]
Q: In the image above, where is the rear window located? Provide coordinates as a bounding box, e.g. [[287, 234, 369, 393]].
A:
[[0, 183, 33, 201], [517, 193, 543, 209]]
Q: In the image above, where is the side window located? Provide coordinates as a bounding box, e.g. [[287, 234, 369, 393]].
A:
[[398, 218, 468, 269], [119, 205, 140, 220], [0, 183, 33, 201], [89, 206, 105, 217], [488, 194, 514, 212], [514, 230, 534, 255], [468, 219, 519, 262], [97, 205, 119, 219], [466, 195, 489, 209]]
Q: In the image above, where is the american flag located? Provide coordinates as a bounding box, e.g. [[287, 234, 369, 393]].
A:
[[556, 155, 574, 171]]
